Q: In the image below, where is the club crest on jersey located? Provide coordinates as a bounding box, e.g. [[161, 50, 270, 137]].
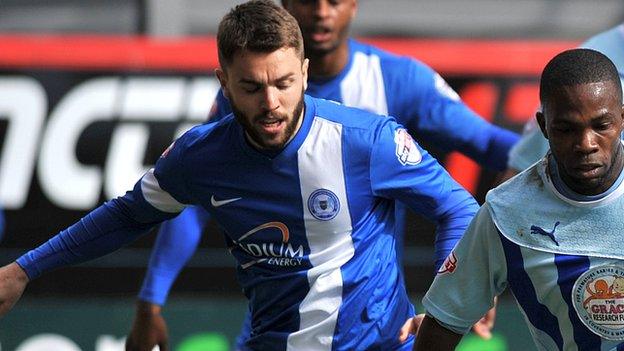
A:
[[233, 221, 305, 269], [394, 128, 422, 166], [572, 265, 624, 340], [437, 251, 458, 275], [307, 189, 340, 221]]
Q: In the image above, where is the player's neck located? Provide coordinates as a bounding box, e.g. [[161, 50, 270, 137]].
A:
[[307, 42, 349, 79]]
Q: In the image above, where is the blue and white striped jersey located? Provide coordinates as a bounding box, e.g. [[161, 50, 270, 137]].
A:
[[508, 24, 624, 171], [17, 96, 478, 350], [138, 39, 518, 309], [424, 155, 624, 351]]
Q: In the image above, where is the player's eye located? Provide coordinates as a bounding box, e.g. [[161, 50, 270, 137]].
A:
[[241, 84, 260, 93], [277, 83, 292, 90]]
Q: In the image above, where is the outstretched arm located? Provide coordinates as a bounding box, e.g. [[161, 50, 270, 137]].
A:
[[138, 206, 211, 305], [0, 263, 29, 317], [0, 171, 183, 318], [395, 59, 519, 171], [126, 207, 210, 351]]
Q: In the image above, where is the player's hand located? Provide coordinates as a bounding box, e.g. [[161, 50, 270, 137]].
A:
[[125, 300, 169, 351], [0, 262, 29, 318], [398, 313, 425, 343], [471, 297, 497, 339]]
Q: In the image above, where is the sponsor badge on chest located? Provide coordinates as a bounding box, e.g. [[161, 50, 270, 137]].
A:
[[572, 265, 624, 340]]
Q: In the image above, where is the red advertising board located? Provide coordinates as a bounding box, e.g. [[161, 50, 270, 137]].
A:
[[0, 34, 578, 254]]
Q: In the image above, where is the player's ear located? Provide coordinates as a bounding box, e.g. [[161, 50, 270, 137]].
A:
[[536, 109, 548, 139], [215, 68, 230, 100], [302, 58, 309, 91], [619, 104, 624, 131], [350, 0, 358, 18]]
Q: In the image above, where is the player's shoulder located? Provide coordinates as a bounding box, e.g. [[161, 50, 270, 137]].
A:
[[310, 96, 395, 131], [175, 114, 236, 152], [350, 38, 430, 73], [582, 24, 624, 48]]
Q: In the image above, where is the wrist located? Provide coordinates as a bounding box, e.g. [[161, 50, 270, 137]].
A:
[[10, 262, 30, 283], [136, 299, 162, 316]]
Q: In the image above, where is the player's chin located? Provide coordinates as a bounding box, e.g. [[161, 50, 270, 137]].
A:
[[257, 134, 288, 151]]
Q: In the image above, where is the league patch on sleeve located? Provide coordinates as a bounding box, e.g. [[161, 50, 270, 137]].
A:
[[394, 128, 422, 166], [437, 251, 458, 275], [434, 73, 460, 101]]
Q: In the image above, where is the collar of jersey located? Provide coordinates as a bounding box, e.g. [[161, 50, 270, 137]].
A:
[[542, 145, 624, 208], [235, 94, 316, 162]]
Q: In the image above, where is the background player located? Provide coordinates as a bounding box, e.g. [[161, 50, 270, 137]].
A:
[[127, 0, 517, 347], [504, 23, 624, 179], [406, 48, 624, 350], [0, 1, 479, 350]]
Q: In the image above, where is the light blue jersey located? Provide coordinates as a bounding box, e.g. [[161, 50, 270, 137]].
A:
[[17, 96, 478, 350], [424, 154, 624, 350], [508, 24, 624, 171], [139, 39, 519, 311]]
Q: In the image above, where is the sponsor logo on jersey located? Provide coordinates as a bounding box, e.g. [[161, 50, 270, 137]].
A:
[[307, 189, 340, 221], [437, 251, 458, 275], [210, 195, 241, 207], [394, 128, 422, 166], [572, 265, 624, 340], [233, 221, 305, 268], [530, 221, 560, 246]]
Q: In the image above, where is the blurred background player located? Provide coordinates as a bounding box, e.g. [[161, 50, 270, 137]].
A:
[[127, 0, 518, 348], [504, 23, 624, 179], [0, 2, 479, 350], [408, 48, 624, 350]]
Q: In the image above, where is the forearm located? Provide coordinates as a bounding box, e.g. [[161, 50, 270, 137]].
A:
[[432, 191, 478, 269], [139, 207, 208, 305], [414, 316, 462, 351], [17, 194, 176, 280], [483, 126, 520, 171]]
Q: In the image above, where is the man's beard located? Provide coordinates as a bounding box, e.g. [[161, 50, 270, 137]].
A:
[[232, 92, 305, 152]]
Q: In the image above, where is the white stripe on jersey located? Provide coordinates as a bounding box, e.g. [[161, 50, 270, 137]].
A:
[[340, 51, 388, 115], [519, 246, 578, 351], [287, 117, 355, 351], [140, 169, 186, 213]]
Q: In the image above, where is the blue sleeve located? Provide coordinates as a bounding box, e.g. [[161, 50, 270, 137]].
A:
[[387, 58, 519, 171], [370, 119, 479, 268], [16, 180, 179, 279], [235, 308, 252, 350], [16, 132, 194, 280], [138, 206, 211, 305], [206, 89, 232, 123]]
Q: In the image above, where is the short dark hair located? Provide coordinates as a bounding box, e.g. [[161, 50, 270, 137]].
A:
[[540, 48, 622, 106], [217, 0, 304, 68]]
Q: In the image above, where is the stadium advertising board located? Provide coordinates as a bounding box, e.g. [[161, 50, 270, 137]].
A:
[[0, 35, 577, 350], [0, 35, 577, 244]]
